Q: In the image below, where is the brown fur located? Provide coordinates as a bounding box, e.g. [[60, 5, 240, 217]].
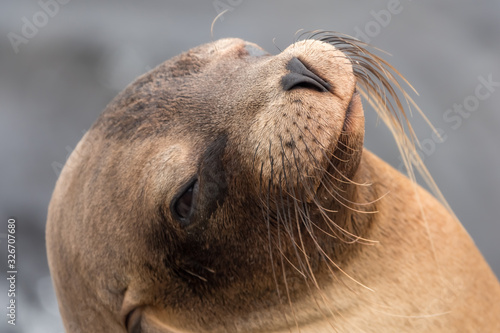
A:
[[46, 36, 500, 332]]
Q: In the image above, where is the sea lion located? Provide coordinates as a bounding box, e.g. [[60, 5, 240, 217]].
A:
[[46, 34, 500, 332]]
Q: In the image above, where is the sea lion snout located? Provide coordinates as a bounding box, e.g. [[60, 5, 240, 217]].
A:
[[278, 39, 356, 98], [244, 39, 361, 195]]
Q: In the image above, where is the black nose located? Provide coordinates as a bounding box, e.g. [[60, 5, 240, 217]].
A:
[[282, 57, 331, 92]]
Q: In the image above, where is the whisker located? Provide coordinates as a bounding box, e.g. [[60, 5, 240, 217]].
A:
[[181, 268, 207, 282]]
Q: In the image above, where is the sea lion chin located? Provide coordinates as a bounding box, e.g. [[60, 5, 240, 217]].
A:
[[46, 35, 500, 332]]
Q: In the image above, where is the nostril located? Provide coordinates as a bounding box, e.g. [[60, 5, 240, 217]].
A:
[[282, 73, 328, 92], [282, 57, 331, 92]]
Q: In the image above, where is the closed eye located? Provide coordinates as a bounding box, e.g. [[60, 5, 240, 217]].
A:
[[171, 178, 199, 225], [125, 308, 142, 333]]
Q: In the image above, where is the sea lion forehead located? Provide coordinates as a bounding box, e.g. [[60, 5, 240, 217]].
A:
[[203, 37, 267, 57], [162, 38, 269, 70]]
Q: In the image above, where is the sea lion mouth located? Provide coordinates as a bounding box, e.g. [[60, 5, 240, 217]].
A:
[[309, 95, 363, 206], [341, 90, 358, 130]]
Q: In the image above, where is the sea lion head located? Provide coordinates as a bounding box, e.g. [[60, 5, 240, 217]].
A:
[[47, 34, 411, 332]]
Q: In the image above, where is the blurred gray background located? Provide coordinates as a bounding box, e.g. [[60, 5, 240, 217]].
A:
[[0, 1, 499, 332]]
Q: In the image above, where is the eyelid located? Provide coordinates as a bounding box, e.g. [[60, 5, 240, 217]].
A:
[[125, 308, 142, 333], [170, 177, 199, 225]]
